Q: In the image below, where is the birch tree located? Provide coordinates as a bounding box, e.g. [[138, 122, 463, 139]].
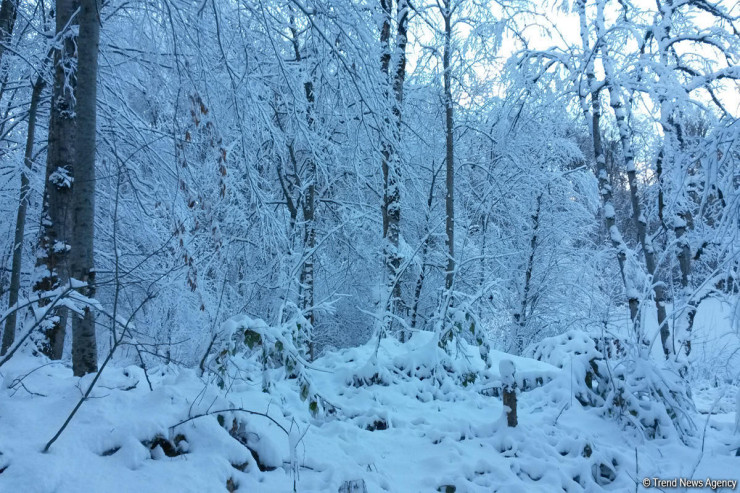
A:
[[379, 0, 409, 337]]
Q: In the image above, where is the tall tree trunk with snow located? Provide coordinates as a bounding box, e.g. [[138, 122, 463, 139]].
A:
[[577, 0, 638, 327], [34, 0, 79, 360], [653, 1, 695, 357], [1, 73, 46, 355], [378, 0, 405, 336], [379, 0, 391, 324], [442, 2, 455, 294], [290, 19, 316, 360], [674, 208, 696, 356], [659, 115, 698, 358], [600, 24, 671, 357], [512, 193, 541, 355], [671, 123, 697, 357], [608, 83, 670, 357], [69, 0, 100, 376], [390, 0, 408, 338]]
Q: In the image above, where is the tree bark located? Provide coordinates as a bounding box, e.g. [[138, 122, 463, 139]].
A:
[[578, 0, 639, 327], [70, 0, 100, 376], [512, 193, 542, 355], [442, 3, 455, 293], [410, 163, 439, 331], [669, 120, 696, 357], [379, 0, 391, 239], [389, 0, 408, 338], [674, 212, 696, 356], [378, 0, 406, 336], [1, 73, 46, 355], [290, 17, 316, 360], [601, 35, 670, 357], [654, 0, 692, 358], [34, 0, 79, 360], [500, 360, 517, 427]]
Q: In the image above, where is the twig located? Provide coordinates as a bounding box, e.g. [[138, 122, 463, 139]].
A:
[[689, 389, 724, 478], [43, 294, 153, 452], [169, 407, 290, 436]]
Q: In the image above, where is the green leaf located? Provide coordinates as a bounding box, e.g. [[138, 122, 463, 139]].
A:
[[308, 401, 319, 417], [461, 372, 477, 387], [244, 329, 262, 349]]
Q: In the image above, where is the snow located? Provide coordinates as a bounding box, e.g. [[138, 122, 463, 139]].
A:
[[49, 168, 73, 188], [52, 241, 71, 254], [673, 215, 687, 228], [1, 308, 738, 493], [609, 225, 623, 243], [687, 297, 740, 383]]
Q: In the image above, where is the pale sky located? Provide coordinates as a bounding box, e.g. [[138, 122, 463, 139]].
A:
[[406, 0, 739, 117]]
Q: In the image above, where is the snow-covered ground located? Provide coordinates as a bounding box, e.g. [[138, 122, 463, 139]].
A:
[[1, 303, 738, 492]]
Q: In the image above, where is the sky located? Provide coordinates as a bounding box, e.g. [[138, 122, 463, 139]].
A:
[[404, 0, 739, 117]]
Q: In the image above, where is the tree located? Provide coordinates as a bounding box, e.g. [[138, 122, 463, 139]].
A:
[[1, 60, 49, 355], [0, 0, 16, 68], [442, 0, 455, 295], [34, 0, 79, 359], [69, 0, 101, 376], [379, 0, 409, 337]]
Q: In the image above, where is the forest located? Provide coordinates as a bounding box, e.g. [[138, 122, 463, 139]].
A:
[[0, 0, 738, 491]]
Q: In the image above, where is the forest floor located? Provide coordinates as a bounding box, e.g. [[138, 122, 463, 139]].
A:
[[0, 301, 738, 492]]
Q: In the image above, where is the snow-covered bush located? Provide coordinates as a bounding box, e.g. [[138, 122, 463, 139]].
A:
[[527, 330, 695, 441], [204, 312, 329, 418]]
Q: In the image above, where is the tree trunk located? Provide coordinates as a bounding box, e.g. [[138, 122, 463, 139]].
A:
[[409, 162, 439, 331], [1, 74, 46, 355], [670, 120, 696, 357], [378, 0, 406, 336], [500, 360, 517, 427], [389, 0, 408, 338], [379, 0, 391, 240], [578, 0, 638, 329], [442, 4, 455, 293], [602, 37, 670, 357], [674, 213, 697, 356], [290, 17, 316, 360], [70, 0, 100, 376], [34, 0, 79, 360], [512, 193, 541, 355], [0, 0, 17, 68]]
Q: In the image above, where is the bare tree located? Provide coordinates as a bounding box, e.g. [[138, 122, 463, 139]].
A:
[[2, 61, 50, 354]]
